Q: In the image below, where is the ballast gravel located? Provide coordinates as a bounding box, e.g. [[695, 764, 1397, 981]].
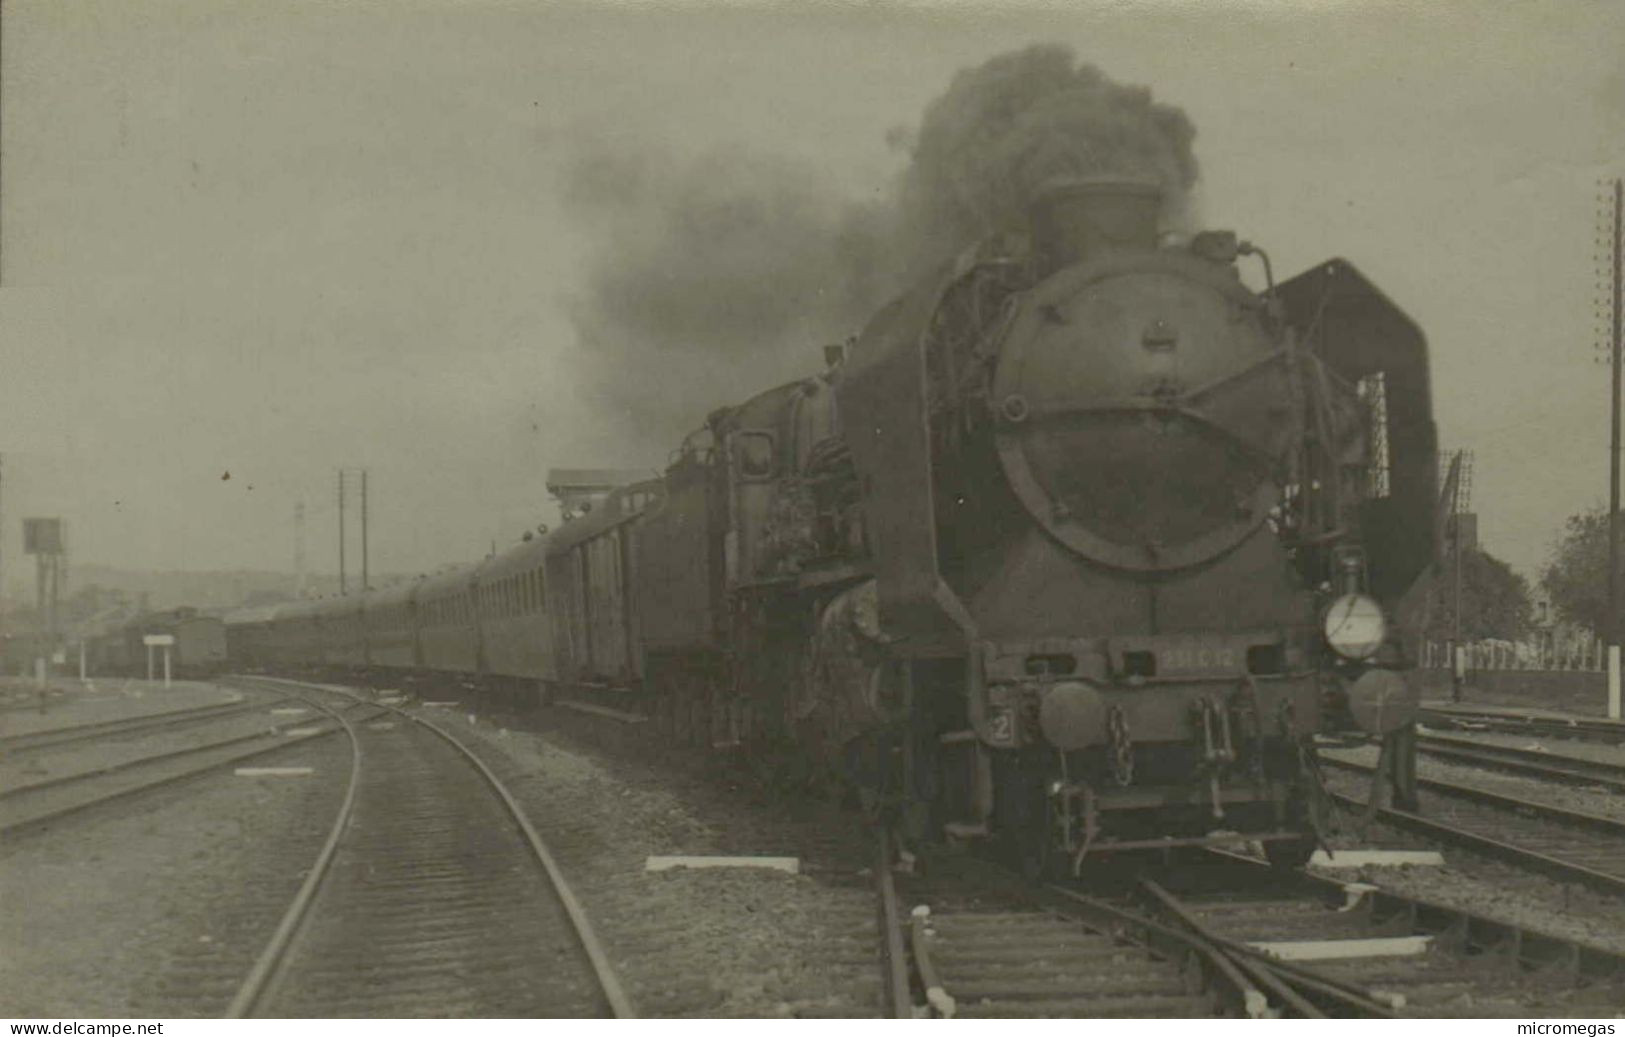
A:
[[410, 702, 887, 1018]]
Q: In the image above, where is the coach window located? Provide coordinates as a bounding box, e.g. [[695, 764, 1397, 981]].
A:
[[734, 431, 776, 480]]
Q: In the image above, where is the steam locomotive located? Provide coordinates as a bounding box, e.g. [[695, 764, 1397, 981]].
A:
[[227, 177, 1437, 871]]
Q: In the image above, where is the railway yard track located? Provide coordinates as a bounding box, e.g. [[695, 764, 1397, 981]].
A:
[[1139, 854, 1625, 1015], [885, 847, 1625, 1017], [0, 692, 356, 835], [222, 677, 632, 1018], [1412, 733, 1625, 793], [879, 719, 1625, 1018], [1320, 752, 1625, 897], [896, 859, 1227, 1018], [0, 695, 292, 752], [1421, 706, 1625, 746], [14, 672, 1625, 1018]]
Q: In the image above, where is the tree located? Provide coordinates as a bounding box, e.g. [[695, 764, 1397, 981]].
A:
[[1422, 546, 1533, 642], [1543, 507, 1610, 634]]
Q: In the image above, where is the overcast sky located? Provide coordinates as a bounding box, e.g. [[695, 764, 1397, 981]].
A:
[[2, 0, 1622, 597]]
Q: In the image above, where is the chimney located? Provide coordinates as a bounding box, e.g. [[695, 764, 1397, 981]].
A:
[[1030, 177, 1163, 277]]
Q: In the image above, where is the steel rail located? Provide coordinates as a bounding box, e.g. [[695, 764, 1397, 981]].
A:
[[1033, 881, 1271, 1018], [875, 828, 913, 1019], [226, 691, 363, 1018], [1134, 879, 1319, 1018], [896, 847, 1266, 1017], [1327, 791, 1625, 899], [229, 676, 636, 1019], [1138, 877, 1397, 1019], [1421, 708, 1625, 745], [402, 702, 637, 1018], [1203, 846, 1625, 981], [0, 708, 364, 801], [0, 698, 285, 752], [1416, 735, 1625, 792], [1321, 755, 1625, 837], [0, 724, 349, 837], [908, 903, 954, 1017]]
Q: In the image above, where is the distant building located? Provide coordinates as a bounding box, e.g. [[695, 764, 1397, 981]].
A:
[[546, 468, 654, 519]]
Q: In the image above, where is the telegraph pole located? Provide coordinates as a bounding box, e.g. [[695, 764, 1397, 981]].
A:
[[361, 469, 369, 591], [0, 453, 6, 638], [1447, 450, 1473, 701], [338, 469, 347, 595], [1607, 178, 1623, 719], [294, 500, 306, 598]]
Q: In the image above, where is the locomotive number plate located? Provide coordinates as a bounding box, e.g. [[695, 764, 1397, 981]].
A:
[[1159, 641, 1240, 675], [1110, 635, 1260, 679]]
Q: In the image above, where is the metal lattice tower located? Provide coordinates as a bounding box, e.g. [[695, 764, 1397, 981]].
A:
[[1456, 449, 1474, 515], [334, 467, 370, 596], [1358, 372, 1391, 499]]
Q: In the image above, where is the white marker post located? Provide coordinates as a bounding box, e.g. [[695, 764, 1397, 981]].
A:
[[1452, 644, 1467, 703], [143, 634, 175, 690], [1610, 645, 1621, 721]]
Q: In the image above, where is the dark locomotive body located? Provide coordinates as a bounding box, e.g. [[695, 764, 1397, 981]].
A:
[[225, 178, 1438, 868], [826, 180, 1437, 865]]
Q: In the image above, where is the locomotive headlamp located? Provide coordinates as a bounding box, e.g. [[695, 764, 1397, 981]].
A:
[[1322, 593, 1386, 661]]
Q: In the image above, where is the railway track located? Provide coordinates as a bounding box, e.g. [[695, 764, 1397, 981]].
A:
[[1416, 733, 1625, 793], [890, 848, 1255, 1017], [0, 702, 364, 835], [876, 830, 913, 1018], [883, 846, 1625, 1017], [1320, 755, 1625, 898], [1421, 706, 1625, 746], [1141, 853, 1625, 1016], [225, 677, 633, 1018], [0, 696, 292, 753]]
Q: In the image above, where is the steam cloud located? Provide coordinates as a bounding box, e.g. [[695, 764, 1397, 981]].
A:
[[562, 44, 1199, 446]]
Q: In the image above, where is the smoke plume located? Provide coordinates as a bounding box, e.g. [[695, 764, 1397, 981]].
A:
[[895, 44, 1199, 268], [561, 44, 1199, 447]]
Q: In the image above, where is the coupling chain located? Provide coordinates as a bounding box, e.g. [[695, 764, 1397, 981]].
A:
[[1107, 705, 1134, 786]]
